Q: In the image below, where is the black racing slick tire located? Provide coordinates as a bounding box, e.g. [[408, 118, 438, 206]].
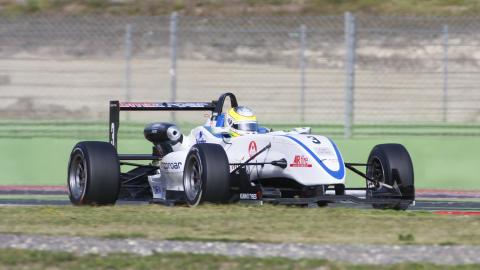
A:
[[67, 141, 120, 206], [366, 144, 414, 210], [183, 143, 230, 207]]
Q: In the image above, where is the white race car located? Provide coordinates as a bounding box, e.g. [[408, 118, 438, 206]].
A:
[[67, 93, 415, 209]]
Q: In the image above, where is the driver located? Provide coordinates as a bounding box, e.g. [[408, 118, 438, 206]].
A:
[[225, 106, 258, 137]]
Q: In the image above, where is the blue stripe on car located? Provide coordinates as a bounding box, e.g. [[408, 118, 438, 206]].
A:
[[283, 135, 345, 180]]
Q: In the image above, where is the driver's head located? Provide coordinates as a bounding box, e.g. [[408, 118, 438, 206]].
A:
[[226, 106, 258, 137]]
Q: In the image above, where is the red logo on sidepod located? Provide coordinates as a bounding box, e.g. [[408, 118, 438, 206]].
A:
[[248, 141, 257, 157], [290, 155, 312, 168]]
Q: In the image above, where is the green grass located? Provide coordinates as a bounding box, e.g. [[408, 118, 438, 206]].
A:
[[0, 249, 477, 270], [0, 134, 479, 189], [0, 121, 479, 189], [337, 136, 480, 190], [0, 205, 478, 245], [2, 0, 480, 16]]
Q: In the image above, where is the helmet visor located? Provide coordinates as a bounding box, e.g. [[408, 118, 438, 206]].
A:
[[232, 122, 258, 132]]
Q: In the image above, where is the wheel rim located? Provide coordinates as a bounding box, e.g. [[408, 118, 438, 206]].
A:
[[367, 157, 384, 189], [184, 154, 202, 202], [68, 150, 87, 200]]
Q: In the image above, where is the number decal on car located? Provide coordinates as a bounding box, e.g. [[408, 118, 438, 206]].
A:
[[307, 136, 321, 144]]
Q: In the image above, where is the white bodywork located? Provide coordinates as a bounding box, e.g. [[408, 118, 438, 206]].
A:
[[151, 125, 346, 196]]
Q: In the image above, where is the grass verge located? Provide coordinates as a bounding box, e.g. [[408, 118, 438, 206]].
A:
[[1, 134, 479, 189], [0, 205, 478, 245], [0, 249, 478, 270]]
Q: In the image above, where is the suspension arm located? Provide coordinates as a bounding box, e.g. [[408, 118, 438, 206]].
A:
[[230, 143, 272, 174], [345, 163, 394, 190], [230, 159, 287, 169]]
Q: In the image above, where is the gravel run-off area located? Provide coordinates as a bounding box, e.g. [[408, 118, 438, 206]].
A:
[[1, 234, 479, 265]]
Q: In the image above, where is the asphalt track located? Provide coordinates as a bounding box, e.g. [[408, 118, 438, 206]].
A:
[[0, 186, 479, 213]]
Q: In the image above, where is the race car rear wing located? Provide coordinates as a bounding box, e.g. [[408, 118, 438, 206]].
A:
[[109, 92, 238, 149]]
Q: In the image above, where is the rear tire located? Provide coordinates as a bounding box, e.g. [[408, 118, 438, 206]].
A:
[[183, 143, 230, 206], [366, 144, 414, 210], [67, 141, 120, 205]]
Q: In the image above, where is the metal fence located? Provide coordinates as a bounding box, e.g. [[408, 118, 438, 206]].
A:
[[1, 14, 480, 137]]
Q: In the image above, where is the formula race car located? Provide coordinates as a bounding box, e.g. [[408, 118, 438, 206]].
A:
[[67, 93, 415, 210]]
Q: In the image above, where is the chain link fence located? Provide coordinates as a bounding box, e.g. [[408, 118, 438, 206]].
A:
[[1, 14, 479, 137]]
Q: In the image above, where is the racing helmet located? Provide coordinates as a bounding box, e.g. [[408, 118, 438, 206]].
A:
[[225, 106, 258, 137]]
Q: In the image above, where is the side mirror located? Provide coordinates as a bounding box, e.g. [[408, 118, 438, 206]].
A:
[[292, 127, 312, 134]]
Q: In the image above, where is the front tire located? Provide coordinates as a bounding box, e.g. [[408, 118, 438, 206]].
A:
[[67, 141, 120, 205], [366, 144, 414, 210], [183, 143, 230, 206]]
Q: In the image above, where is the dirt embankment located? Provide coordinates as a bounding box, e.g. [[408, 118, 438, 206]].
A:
[[1, 0, 480, 17]]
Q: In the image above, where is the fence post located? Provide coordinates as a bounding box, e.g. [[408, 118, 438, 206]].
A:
[[169, 12, 178, 122], [442, 24, 449, 123], [344, 12, 356, 138], [299, 24, 307, 123], [124, 23, 132, 121]]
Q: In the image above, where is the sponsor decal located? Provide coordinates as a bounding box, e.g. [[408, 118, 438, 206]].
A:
[[283, 135, 345, 180], [248, 141, 257, 157], [162, 162, 182, 170], [196, 131, 206, 143], [120, 102, 211, 109], [239, 193, 260, 200], [110, 122, 115, 146], [317, 147, 334, 156], [152, 185, 162, 194], [290, 155, 312, 168]]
